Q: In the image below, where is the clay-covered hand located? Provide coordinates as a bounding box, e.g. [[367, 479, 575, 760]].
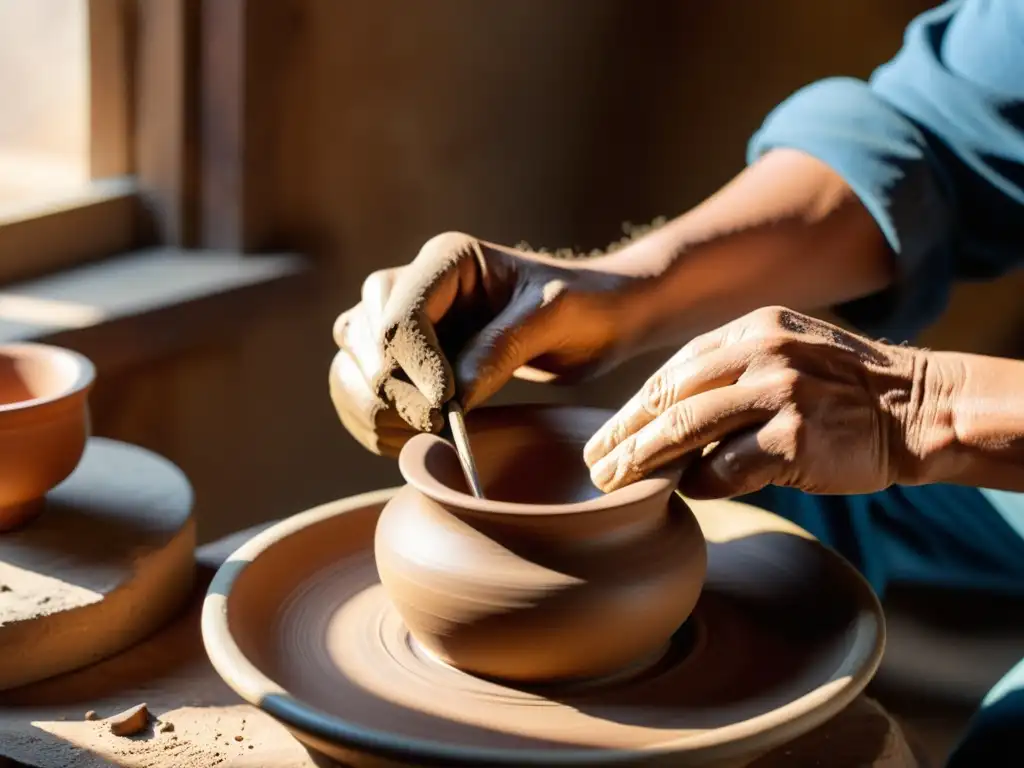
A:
[[584, 306, 938, 498], [331, 232, 642, 455]]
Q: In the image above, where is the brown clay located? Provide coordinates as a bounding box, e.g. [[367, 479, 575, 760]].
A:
[[374, 405, 706, 683], [108, 703, 150, 737], [204, 488, 885, 767], [0, 343, 94, 531]]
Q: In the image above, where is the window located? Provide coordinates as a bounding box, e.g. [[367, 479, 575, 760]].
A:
[[0, 1, 95, 215], [0, 1, 306, 362], [0, 0, 158, 284]]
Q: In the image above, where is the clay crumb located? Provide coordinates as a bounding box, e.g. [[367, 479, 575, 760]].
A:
[[0, 585, 11, 592], [234, 735, 243, 742], [108, 702, 150, 737], [158, 720, 175, 733], [84, 711, 98, 721]]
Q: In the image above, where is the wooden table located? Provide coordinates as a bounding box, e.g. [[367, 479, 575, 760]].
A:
[[0, 524, 920, 768]]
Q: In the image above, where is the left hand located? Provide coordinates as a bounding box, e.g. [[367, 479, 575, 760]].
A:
[[584, 306, 935, 498]]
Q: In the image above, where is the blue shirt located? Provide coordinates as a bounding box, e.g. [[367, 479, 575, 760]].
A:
[[746, 0, 1024, 534]]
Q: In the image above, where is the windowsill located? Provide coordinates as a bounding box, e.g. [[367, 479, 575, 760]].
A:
[[0, 152, 100, 222], [0, 247, 310, 373], [0, 176, 140, 284], [0, 175, 131, 225]]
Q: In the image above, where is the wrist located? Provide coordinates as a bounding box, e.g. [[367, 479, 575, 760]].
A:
[[608, 252, 719, 362], [893, 349, 966, 485]]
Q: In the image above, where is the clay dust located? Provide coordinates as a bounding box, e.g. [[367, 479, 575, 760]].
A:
[[516, 216, 668, 260], [7, 706, 267, 768]]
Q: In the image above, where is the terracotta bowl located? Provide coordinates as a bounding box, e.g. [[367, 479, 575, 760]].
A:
[[0, 343, 94, 531], [376, 405, 706, 683], [203, 490, 885, 767]]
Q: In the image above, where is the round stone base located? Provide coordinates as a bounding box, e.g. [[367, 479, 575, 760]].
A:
[[0, 438, 195, 690]]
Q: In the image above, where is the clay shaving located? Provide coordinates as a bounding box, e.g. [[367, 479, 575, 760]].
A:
[[108, 702, 150, 736]]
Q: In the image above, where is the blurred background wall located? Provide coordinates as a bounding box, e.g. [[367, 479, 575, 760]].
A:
[[82, 0, 1024, 542]]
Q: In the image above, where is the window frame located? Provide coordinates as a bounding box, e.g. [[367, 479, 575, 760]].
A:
[[0, 0, 194, 284]]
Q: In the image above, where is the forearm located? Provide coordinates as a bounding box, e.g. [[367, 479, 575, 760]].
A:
[[917, 351, 1024, 493], [587, 149, 894, 354]]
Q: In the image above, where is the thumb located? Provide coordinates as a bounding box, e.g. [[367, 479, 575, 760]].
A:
[[455, 285, 560, 410], [680, 426, 784, 499], [379, 233, 481, 409]]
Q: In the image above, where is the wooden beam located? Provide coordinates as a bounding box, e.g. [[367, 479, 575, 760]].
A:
[[199, 0, 292, 252], [198, 0, 245, 250], [88, 0, 134, 179], [0, 247, 311, 376], [134, 0, 197, 246]]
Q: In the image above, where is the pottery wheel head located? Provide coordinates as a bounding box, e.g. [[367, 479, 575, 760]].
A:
[[204, 491, 884, 767]]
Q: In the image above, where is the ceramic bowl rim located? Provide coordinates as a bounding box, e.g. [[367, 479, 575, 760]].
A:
[[202, 487, 887, 767], [0, 343, 95, 414], [399, 404, 682, 516]]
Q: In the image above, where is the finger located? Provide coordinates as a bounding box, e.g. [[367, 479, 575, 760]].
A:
[[334, 270, 403, 382], [381, 233, 483, 408], [672, 306, 794, 366], [330, 351, 412, 454], [680, 423, 788, 499], [333, 270, 398, 348], [336, 304, 393, 394], [333, 396, 411, 456], [334, 402, 411, 456], [361, 268, 399, 334], [330, 350, 412, 431], [455, 285, 563, 410], [333, 308, 352, 349], [381, 376, 443, 433], [589, 382, 775, 493], [584, 339, 763, 467]]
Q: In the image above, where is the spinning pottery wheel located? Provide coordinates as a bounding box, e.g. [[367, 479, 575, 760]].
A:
[[203, 484, 884, 767]]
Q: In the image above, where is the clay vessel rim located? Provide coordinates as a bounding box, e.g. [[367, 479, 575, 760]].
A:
[[202, 487, 886, 767], [400, 403, 682, 516], [400, 436, 680, 517], [0, 343, 95, 414]]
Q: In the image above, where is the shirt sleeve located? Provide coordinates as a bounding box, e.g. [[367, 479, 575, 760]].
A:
[[747, 0, 1024, 342]]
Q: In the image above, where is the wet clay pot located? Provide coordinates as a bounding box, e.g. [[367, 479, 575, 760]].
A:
[[374, 405, 707, 684], [0, 343, 94, 531]]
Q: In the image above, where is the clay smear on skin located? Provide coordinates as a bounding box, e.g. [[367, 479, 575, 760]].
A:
[[384, 218, 667, 424]]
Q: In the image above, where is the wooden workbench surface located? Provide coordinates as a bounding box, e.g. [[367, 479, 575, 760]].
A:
[[0, 523, 919, 768]]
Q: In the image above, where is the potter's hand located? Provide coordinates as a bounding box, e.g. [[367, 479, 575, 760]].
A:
[[331, 232, 641, 455], [584, 306, 933, 498]]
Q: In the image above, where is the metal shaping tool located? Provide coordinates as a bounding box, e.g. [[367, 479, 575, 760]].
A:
[[446, 401, 484, 499]]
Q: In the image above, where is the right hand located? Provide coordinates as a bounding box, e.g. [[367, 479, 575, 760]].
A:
[[331, 232, 645, 455]]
